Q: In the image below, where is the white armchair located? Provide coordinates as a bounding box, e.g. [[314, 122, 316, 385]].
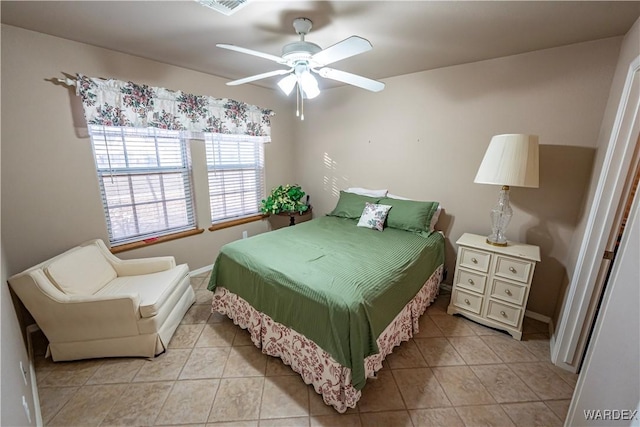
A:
[[8, 239, 195, 361]]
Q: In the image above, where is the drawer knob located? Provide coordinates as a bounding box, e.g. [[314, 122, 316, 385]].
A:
[[468, 279, 474, 285], [500, 310, 507, 317], [505, 289, 512, 296], [471, 258, 478, 264], [464, 299, 470, 305], [509, 266, 517, 273]]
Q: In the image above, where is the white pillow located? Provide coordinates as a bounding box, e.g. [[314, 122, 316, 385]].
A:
[[357, 202, 392, 231], [346, 187, 388, 198], [387, 194, 442, 232], [387, 193, 410, 200]]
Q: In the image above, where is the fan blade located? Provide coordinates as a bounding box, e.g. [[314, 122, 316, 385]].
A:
[[312, 36, 372, 67], [226, 69, 292, 86], [217, 44, 285, 64], [317, 68, 385, 92]]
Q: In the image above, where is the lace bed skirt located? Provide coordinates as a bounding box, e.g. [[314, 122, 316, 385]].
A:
[[211, 264, 443, 413]]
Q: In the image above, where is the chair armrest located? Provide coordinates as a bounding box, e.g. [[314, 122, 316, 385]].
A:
[[46, 293, 143, 342], [110, 257, 177, 276], [56, 294, 140, 341]]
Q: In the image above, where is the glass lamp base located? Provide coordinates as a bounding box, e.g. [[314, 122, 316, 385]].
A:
[[486, 236, 509, 247], [487, 186, 512, 247]]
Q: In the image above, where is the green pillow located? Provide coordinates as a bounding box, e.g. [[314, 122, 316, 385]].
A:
[[328, 191, 381, 219], [379, 197, 439, 232]]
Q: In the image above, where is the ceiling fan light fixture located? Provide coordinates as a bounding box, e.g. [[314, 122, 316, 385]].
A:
[[277, 74, 297, 96], [217, 16, 385, 119], [299, 70, 320, 99]]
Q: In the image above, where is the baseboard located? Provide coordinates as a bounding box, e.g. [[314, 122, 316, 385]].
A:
[[26, 324, 43, 427], [439, 282, 452, 292], [190, 264, 213, 276], [548, 318, 558, 364], [524, 310, 551, 324]]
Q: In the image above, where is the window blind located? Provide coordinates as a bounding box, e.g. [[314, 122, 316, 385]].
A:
[[89, 125, 196, 246], [205, 134, 265, 223]]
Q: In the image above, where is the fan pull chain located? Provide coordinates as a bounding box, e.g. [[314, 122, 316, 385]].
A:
[[300, 84, 305, 120], [296, 84, 300, 118], [295, 83, 304, 120]]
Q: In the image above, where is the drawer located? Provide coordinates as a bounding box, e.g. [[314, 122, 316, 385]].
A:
[[490, 279, 527, 306], [459, 247, 491, 273], [486, 300, 522, 328], [494, 256, 533, 284], [456, 269, 487, 294], [452, 288, 483, 315]]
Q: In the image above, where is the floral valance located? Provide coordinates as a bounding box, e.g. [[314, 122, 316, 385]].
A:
[[75, 74, 273, 141]]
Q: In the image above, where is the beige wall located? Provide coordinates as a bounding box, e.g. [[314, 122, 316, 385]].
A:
[[294, 38, 621, 317], [1, 245, 38, 426], [1, 25, 296, 275]]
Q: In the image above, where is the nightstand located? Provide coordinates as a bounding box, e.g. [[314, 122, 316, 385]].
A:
[[267, 208, 313, 230], [447, 233, 541, 340]]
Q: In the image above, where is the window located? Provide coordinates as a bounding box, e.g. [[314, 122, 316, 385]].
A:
[[89, 125, 196, 246], [205, 134, 265, 224]]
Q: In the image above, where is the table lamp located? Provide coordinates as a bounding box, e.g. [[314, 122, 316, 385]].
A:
[[474, 134, 539, 246]]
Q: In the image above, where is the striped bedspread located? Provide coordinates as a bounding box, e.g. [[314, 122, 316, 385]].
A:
[[208, 216, 445, 389]]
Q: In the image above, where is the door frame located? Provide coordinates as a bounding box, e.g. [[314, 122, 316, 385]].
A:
[[551, 56, 640, 372], [565, 158, 640, 425]]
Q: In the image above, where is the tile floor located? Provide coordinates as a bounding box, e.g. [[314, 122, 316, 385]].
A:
[[34, 272, 577, 426]]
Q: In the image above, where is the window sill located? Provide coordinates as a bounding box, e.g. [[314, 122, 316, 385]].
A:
[[110, 228, 205, 254], [209, 214, 265, 232]]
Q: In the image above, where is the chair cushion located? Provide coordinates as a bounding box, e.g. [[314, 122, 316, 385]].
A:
[[45, 245, 117, 295], [97, 265, 189, 318]]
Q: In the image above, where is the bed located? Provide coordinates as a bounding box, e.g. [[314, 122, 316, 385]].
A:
[[207, 192, 445, 412]]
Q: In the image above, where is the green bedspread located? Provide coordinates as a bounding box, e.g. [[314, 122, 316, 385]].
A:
[[208, 216, 444, 390]]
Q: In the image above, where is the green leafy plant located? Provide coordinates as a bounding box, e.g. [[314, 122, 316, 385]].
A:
[[260, 184, 309, 215]]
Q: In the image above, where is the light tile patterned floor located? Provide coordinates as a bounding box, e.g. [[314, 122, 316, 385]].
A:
[[35, 272, 577, 426]]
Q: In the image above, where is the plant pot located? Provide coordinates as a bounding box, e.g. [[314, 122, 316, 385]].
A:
[[267, 208, 312, 230]]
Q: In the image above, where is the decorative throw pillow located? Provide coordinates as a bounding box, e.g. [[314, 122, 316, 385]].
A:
[[357, 202, 393, 231], [429, 205, 442, 231], [328, 191, 381, 219]]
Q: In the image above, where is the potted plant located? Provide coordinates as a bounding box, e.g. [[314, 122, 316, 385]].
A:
[[261, 184, 311, 229]]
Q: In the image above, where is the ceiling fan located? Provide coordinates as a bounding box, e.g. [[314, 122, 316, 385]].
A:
[[217, 18, 385, 119]]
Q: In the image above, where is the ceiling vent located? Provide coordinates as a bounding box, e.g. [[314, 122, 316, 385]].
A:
[[195, 0, 250, 16]]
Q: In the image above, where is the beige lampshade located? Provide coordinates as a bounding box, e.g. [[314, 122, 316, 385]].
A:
[[474, 134, 539, 188]]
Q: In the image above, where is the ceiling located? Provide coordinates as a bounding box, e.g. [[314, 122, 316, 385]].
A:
[[2, 1, 639, 91]]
